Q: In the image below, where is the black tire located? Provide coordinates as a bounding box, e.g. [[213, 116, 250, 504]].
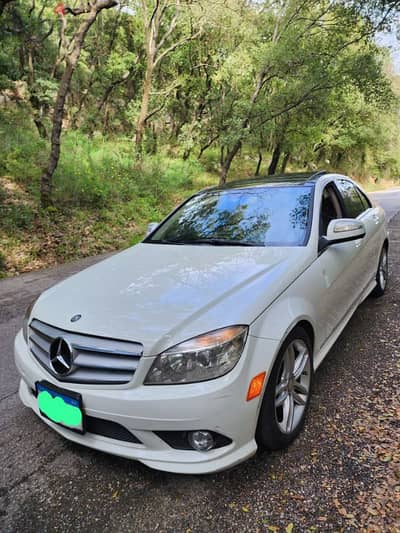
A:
[[256, 326, 313, 450], [371, 244, 388, 298]]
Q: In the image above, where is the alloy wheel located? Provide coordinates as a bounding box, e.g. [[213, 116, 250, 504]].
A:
[[274, 339, 311, 435], [379, 248, 388, 290]]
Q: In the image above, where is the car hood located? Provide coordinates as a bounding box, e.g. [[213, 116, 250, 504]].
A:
[[32, 244, 312, 355]]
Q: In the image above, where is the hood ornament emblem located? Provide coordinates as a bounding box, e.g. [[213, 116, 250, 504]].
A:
[[50, 337, 73, 375], [71, 314, 82, 323]]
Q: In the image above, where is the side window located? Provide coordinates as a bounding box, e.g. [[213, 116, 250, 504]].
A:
[[319, 185, 343, 236], [355, 187, 371, 211], [336, 180, 365, 218]]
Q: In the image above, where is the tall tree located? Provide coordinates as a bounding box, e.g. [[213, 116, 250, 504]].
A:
[[134, 0, 201, 152], [217, 0, 397, 183], [40, 0, 118, 207]]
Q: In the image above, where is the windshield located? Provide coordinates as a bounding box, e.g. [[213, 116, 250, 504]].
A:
[[146, 185, 313, 247]]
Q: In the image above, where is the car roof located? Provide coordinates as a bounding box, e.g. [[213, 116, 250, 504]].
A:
[[204, 171, 327, 192]]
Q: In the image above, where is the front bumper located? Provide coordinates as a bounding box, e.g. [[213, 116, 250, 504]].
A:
[[14, 329, 279, 473]]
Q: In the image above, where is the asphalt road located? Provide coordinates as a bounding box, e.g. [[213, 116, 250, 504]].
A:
[[0, 190, 399, 532], [369, 188, 400, 220]]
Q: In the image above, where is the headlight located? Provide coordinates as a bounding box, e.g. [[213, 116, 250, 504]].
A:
[[22, 296, 39, 342], [144, 325, 248, 385]]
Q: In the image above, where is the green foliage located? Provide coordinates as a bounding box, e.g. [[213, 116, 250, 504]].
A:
[[0, 181, 6, 204], [1, 0, 399, 181], [0, 109, 48, 184], [51, 130, 206, 208], [0, 0, 399, 275], [30, 78, 59, 107], [0, 203, 35, 231], [0, 250, 6, 276]]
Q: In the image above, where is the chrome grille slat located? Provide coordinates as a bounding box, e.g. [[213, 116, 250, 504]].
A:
[[30, 322, 53, 342], [31, 344, 49, 366], [72, 344, 140, 357], [64, 369, 134, 384], [30, 333, 51, 353], [74, 353, 139, 371], [28, 319, 143, 385]]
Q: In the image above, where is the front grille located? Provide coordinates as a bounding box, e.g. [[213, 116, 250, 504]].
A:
[[29, 319, 143, 385]]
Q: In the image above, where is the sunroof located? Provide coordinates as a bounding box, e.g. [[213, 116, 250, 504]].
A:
[[209, 171, 326, 191]]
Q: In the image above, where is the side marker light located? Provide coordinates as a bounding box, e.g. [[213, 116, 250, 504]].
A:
[[246, 372, 266, 401]]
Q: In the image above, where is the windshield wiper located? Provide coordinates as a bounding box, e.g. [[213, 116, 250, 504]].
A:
[[148, 238, 262, 246], [174, 238, 261, 246], [147, 239, 187, 245]]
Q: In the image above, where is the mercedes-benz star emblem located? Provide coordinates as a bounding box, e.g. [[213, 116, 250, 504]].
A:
[[49, 337, 73, 376], [71, 314, 81, 323]]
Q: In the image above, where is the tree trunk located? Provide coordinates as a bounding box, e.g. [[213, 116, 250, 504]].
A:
[[220, 146, 225, 167], [219, 140, 241, 185], [26, 45, 48, 139], [135, 60, 154, 151], [41, 58, 76, 206], [280, 152, 290, 173], [41, 2, 116, 207], [219, 69, 267, 184], [33, 117, 48, 139], [268, 143, 282, 175], [255, 151, 263, 176]]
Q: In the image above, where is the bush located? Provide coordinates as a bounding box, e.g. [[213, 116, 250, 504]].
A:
[[0, 250, 6, 274], [53, 132, 138, 207], [0, 108, 48, 185], [53, 134, 208, 210], [0, 182, 6, 203], [0, 204, 35, 231], [199, 148, 221, 173]]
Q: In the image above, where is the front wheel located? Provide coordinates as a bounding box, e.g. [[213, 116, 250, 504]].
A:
[[371, 245, 388, 298], [256, 327, 313, 450]]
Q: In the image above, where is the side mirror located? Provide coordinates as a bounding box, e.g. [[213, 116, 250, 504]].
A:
[[319, 218, 366, 253], [146, 222, 159, 236]]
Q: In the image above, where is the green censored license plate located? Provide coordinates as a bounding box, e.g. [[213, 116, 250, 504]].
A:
[[36, 381, 84, 433]]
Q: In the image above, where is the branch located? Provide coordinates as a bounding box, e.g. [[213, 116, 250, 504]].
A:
[[198, 134, 220, 158], [255, 84, 335, 129], [154, 28, 202, 67], [39, 22, 54, 43], [28, 0, 35, 17], [97, 69, 132, 111], [148, 0, 161, 29], [51, 12, 68, 77], [151, 81, 180, 96], [65, 0, 118, 16], [155, 12, 178, 54], [144, 101, 166, 123]]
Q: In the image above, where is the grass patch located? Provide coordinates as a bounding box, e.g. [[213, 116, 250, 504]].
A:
[[0, 113, 218, 275]]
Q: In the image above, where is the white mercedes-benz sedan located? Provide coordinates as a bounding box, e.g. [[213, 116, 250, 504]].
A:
[[15, 171, 389, 474]]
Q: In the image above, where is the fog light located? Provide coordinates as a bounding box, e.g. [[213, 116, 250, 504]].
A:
[[188, 430, 215, 451]]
